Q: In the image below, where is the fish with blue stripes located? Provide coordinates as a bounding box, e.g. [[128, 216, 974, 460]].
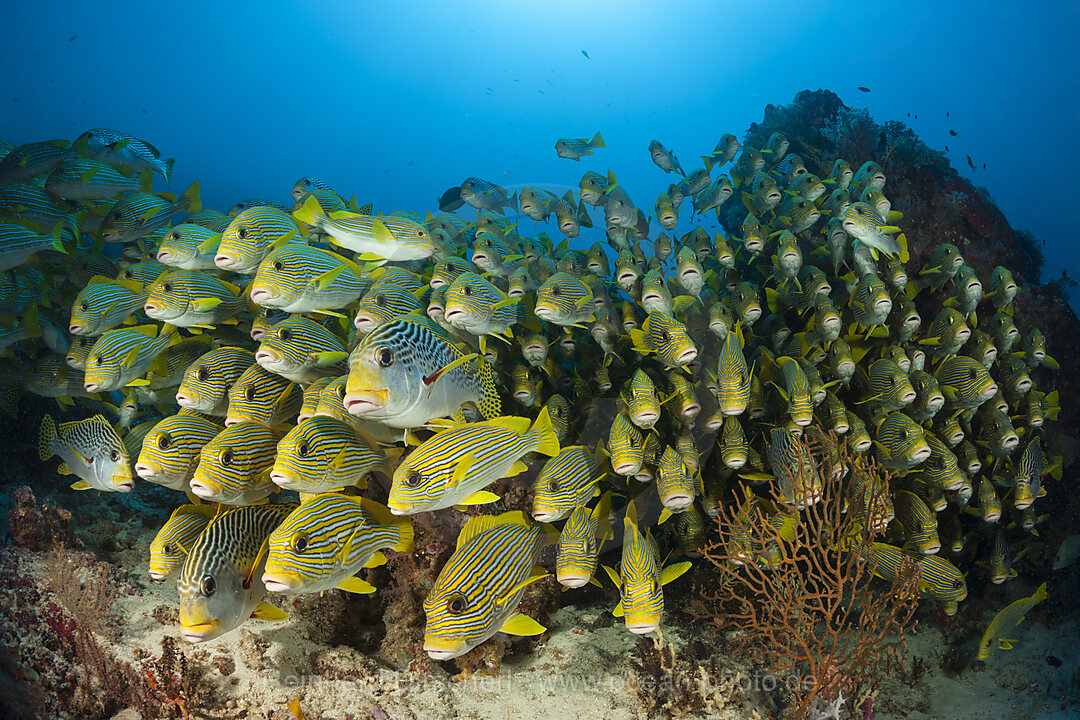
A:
[[262, 494, 413, 595], [531, 445, 605, 522], [976, 582, 1048, 659], [136, 411, 224, 495], [556, 492, 613, 588], [388, 406, 559, 514], [216, 207, 303, 274], [271, 416, 388, 493], [555, 132, 604, 161], [190, 422, 283, 505], [293, 196, 434, 261], [603, 499, 691, 634], [225, 363, 301, 427], [176, 346, 256, 415], [100, 182, 201, 243], [248, 242, 369, 315], [254, 316, 347, 385], [423, 511, 555, 659], [143, 269, 246, 328], [149, 504, 216, 581], [73, 128, 174, 181], [38, 414, 134, 492], [82, 323, 178, 392]]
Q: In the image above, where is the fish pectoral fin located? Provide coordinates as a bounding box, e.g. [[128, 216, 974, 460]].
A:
[[660, 561, 692, 586], [363, 551, 387, 569], [602, 563, 622, 588], [508, 460, 529, 476], [499, 612, 546, 637], [189, 297, 223, 312], [657, 507, 673, 525], [250, 602, 290, 621], [314, 265, 346, 291], [453, 489, 500, 508], [336, 577, 377, 594], [496, 572, 550, 607], [421, 352, 478, 386], [451, 453, 477, 489], [612, 602, 625, 618], [69, 480, 91, 490], [997, 638, 1016, 650], [312, 351, 347, 367]]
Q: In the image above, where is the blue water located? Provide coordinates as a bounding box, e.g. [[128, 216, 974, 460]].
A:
[[2, 2, 1076, 285]]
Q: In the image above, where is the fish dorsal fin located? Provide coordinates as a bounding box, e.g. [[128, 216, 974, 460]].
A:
[[455, 510, 529, 546]]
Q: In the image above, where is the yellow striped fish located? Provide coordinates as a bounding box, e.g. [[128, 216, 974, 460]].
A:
[[271, 416, 388, 493], [149, 504, 216, 581], [83, 324, 178, 393], [298, 377, 335, 422], [935, 355, 998, 410], [442, 270, 521, 350], [254, 316, 347, 385], [67, 274, 146, 336], [262, 494, 413, 595], [190, 422, 283, 505], [423, 511, 555, 660], [293, 195, 434, 261], [216, 206, 303, 274], [178, 503, 293, 643], [225, 364, 301, 427], [533, 272, 595, 327], [65, 335, 96, 370], [556, 491, 613, 588], [531, 445, 605, 522], [603, 499, 691, 634], [761, 349, 814, 426], [873, 412, 931, 470], [608, 411, 645, 476], [388, 406, 559, 514], [894, 490, 940, 555], [100, 182, 201, 244], [656, 445, 699, 517], [155, 223, 222, 270], [624, 368, 663, 430], [176, 346, 256, 415], [353, 285, 426, 334], [714, 321, 751, 415], [719, 414, 749, 469], [143, 269, 246, 328], [136, 411, 224, 493], [976, 582, 1048, 659], [249, 243, 369, 315], [628, 311, 698, 368], [313, 376, 403, 445]]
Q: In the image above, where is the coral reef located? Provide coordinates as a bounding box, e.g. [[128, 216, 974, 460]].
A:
[[6, 485, 75, 551]]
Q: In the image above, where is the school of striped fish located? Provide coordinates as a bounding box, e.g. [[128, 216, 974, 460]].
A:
[[1, 123, 1064, 662]]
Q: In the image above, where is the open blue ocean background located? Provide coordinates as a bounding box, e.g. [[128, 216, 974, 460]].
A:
[[2, 2, 1076, 296]]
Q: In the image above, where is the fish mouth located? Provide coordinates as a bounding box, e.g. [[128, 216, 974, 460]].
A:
[[533, 306, 553, 320], [143, 302, 161, 316], [675, 348, 698, 365], [148, 571, 166, 582], [833, 421, 850, 434], [1002, 434, 1019, 448], [556, 571, 591, 589], [424, 641, 468, 661], [345, 390, 388, 416], [900, 390, 916, 404], [387, 500, 413, 516], [722, 453, 747, 468], [261, 573, 301, 593], [68, 323, 85, 334], [679, 403, 702, 419], [180, 622, 219, 644], [189, 481, 217, 499], [531, 509, 562, 522], [135, 463, 159, 480], [926, 396, 945, 412], [911, 446, 932, 463], [443, 309, 466, 324], [269, 470, 296, 488], [742, 306, 762, 324], [249, 286, 275, 304], [84, 381, 101, 393], [919, 542, 942, 555], [613, 460, 642, 476], [633, 411, 659, 426], [156, 251, 172, 263], [353, 317, 377, 333], [113, 480, 135, 492], [175, 392, 197, 408], [981, 382, 999, 398], [513, 390, 536, 402], [661, 494, 694, 511], [1015, 378, 1032, 392], [214, 254, 239, 269], [626, 620, 660, 635], [254, 350, 280, 367]]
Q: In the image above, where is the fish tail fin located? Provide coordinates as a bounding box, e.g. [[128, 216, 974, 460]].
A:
[[591, 132, 605, 149], [161, 158, 175, 184], [527, 405, 561, 457], [293, 195, 327, 226], [180, 180, 201, 212], [38, 414, 56, 461]]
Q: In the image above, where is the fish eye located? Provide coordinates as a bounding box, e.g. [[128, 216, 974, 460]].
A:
[[952, 579, 963, 588], [549, 478, 559, 491], [274, 261, 284, 271], [221, 450, 234, 466], [297, 442, 310, 457], [79, 302, 87, 311], [197, 367, 209, 381], [157, 434, 171, 450], [653, 578, 661, 595], [378, 347, 393, 367], [463, 286, 472, 296], [278, 328, 292, 342], [659, 329, 670, 343], [162, 283, 173, 293], [551, 285, 561, 296], [110, 449, 120, 462], [201, 576, 216, 597], [375, 294, 387, 307], [245, 386, 256, 401], [417, 230, 425, 237], [968, 369, 977, 380], [293, 534, 310, 552], [403, 471, 423, 488], [446, 593, 468, 615], [163, 544, 174, 554], [337, 384, 346, 398], [124, 271, 133, 278], [238, 227, 249, 239]]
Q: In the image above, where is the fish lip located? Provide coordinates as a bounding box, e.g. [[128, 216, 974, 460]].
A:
[[84, 382, 100, 392], [676, 348, 698, 364], [68, 324, 84, 334], [532, 510, 559, 522], [1003, 435, 1019, 448], [269, 471, 294, 488], [143, 303, 159, 315], [114, 481, 134, 492], [613, 461, 641, 476], [249, 287, 274, 303], [424, 646, 465, 661], [443, 309, 464, 323], [662, 495, 694, 511], [254, 350, 278, 367], [626, 622, 660, 635], [900, 391, 916, 404], [214, 255, 237, 268], [180, 623, 218, 643], [345, 391, 387, 416], [175, 393, 196, 408], [982, 383, 998, 398], [261, 574, 300, 593], [912, 446, 932, 462], [134, 463, 158, 480], [557, 574, 589, 588], [189, 482, 215, 498], [156, 251, 171, 262], [148, 571, 166, 581]]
